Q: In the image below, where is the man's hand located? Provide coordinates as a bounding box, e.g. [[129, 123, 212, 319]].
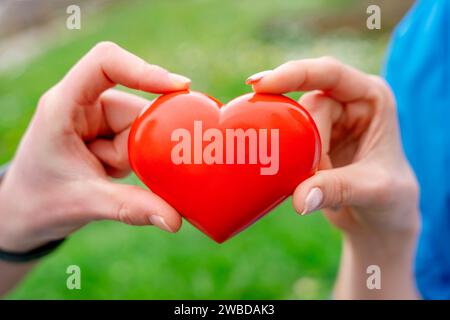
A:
[[0, 42, 191, 253]]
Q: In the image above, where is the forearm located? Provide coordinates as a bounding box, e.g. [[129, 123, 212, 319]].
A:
[[0, 260, 35, 297], [334, 226, 419, 299]]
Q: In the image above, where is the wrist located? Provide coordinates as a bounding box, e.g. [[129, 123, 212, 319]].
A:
[[0, 164, 43, 253], [343, 225, 418, 264], [343, 206, 419, 260], [335, 223, 419, 299], [0, 158, 84, 253], [0, 189, 66, 260], [0, 199, 31, 253], [341, 201, 420, 251], [0, 199, 48, 254], [0, 163, 17, 251]]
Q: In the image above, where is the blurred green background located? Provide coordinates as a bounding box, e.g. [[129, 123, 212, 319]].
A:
[[0, 0, 410, 299]]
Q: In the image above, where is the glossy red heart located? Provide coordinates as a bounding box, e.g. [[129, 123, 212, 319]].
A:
[[128, 91, 320, 243]]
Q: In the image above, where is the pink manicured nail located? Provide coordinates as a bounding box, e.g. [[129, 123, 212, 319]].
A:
[[301, 188, 323, 215], [245, 70, 273, 84], [149, 215, 174, 233], [168, 73, 191, 85]]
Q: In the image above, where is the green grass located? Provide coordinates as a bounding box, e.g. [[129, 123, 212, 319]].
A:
[[1, 0, 388, 299]]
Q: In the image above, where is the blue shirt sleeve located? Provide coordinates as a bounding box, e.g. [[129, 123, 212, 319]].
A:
[[384, 0, 450, 299]]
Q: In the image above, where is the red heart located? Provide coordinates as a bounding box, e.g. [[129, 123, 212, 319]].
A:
[[128, 91, 321, 243]]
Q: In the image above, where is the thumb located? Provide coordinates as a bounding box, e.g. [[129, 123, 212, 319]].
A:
[[292, 164, 367, 215], [85, 179, 182, 233]]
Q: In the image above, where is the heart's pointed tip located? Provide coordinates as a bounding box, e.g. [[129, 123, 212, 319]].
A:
[[209, 235, 230, 244]]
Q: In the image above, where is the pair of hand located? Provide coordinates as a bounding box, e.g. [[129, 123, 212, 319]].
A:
[[0, 42, 419, 253]]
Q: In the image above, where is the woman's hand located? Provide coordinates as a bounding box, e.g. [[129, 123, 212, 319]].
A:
[[0, 42, 190, 253], [247, 57, 420, 299]]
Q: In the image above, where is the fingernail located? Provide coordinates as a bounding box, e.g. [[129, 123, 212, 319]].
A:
[[301, 187, 323, 215], [149, 215, 174, 233], [245, 70, 273, 85], [168, 73, 191, 85]]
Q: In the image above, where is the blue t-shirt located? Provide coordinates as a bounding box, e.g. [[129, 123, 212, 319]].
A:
[[384, 0, 450, 299]]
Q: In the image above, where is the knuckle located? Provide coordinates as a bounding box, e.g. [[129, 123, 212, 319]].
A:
[[320, 55, 338, 63], [399, 170, 420, 203], [320, 56, 341, 69], [367, 169, 394, 203], [369, 75, 386, 87], [317, 171, 351, 206], [92, 41, 119, 54], [368, 168, 418, 206], [115, 151, 130, 169], [112, 138, 131, 169], [135, 62, 164, 90], [299, 91, 317, 104], [300, 92, 327, 112], [37, 89, 51, 105], [375, 170, 393, 193], [141, 62, 163, 79], [320, 56, 343, 84], [284, 59, 299, 67], [36, 90, 51, 111], [368, 75, 397, 110], [334, 174, 351, 205], [36, 86, 59, 115], [116, 201, 133, 225]]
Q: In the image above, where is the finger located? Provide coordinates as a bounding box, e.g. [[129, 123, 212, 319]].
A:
[[60, 41, 190, 105], [299, 91, 343, 157], [85, 179, 183, 233], [100, 89, 150, 134], [88, 90, 150, 176], [248, 57, 380, 103], [103, 167, 130, 179], [88, 128, 131, 177], [292, 163, 387, 215]]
